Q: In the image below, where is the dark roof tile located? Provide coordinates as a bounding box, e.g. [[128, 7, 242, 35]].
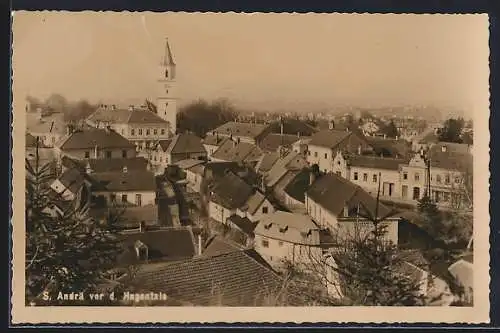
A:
[[59, 128, 135, 150]]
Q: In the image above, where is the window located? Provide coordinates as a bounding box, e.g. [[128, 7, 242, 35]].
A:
[[308, 151, 311, 156], [262, 206, 269, 214], [436, 175, 442, 183], [84, 151, 90, 159], [105, 151, 112, 159], [336, 171, 341, 176], [373, 174, 378, 183], [414, 173, 420, 182], [412, 187, 420, 200], [353, 172, 358, 180], [262, 239, 269, 248], [445, 174, 450, 184], [278, 241, 283, 247], [110, 194, 116, 202], [146, 129, 150, 136], [51, 137, 56, 144], [138, 129, 143, 135], [455, 176, 461, 184], [135, 194, 142, 206], [324, 153, 328, 159], [314, 152, 318, 157], [122, 150, 127, 158], [161, 129, 165, 135], [153, 129, 158, 135], [403, 172, 408, 180], [363, 173, 368, 181], [121, 194, 128, 203], [402, 185, 408, 198], [131, 129, 135, 136]]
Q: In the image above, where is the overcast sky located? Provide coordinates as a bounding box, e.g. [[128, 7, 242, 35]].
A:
[[12, 12, 489, 117]]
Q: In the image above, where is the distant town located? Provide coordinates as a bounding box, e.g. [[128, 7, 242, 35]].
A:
[[25, 39, 474, 307]]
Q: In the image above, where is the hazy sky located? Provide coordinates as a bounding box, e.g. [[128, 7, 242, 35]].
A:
[[12, 12, 489, 116]]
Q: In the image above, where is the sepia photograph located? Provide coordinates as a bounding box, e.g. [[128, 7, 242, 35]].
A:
[[11, 12, 490, 324]]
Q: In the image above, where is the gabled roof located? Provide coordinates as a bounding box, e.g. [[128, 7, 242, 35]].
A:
[[241, 190, 267, 215], [86, 157, 149, 173], [266, 151, 306, 187], [430, 142, 472, 155], [55, 167, 87, 194], [130, 249, 282, 306], [166, 133, 206, 155], [226, 215, 258, 237], [86, 106, 168, 125], [258, 133, 302, 152], [308, 129, 352, 149], [117, 228, 195, 266], [283, 168, 311, 203], [175, 158, 205, 170], [156, 139, 172, 151], [306, 173, 392, 219], [212, 122, 270, 140], [346, 154, 408, 171], [91, 170, 156, 192], [203, 235, 246, 257], [255, 152, 280, 173], [211, 140, 263, 163], [26, 133, 39, 148], [209, 171, 255, 210], [58, 128, 135, 150], [267, 118, 318, 137], [428, 150, 473, 172], [202, 134, 229, 147], [366, 137, 412, 158], [254, 211, 320, 246]]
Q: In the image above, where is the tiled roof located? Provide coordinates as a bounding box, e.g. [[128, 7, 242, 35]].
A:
[[117, 228, 196, 266], [266, 151, 306, 187], [283, 168, 311, 203], [267, 118, 318, 136], [156, 139, 172, 151], [430, 142, 472, 155], [175, 158, 205, 170], [91, 170, 157, 192], [429, 150, 473, 172], [366, 137, 412, 158], [167, 133, 206, 155], [211, 140, 263, 163], [56, 168, 87, 194], [58, 128, 135, 150], [254, 211, 320, 246], [258, 133, 302, 152], [86, 157, 149, 173], [255, 152, 280, 173], [308, 129, 352, 149], [306, 173, 392, 219], [226, 215, 258, 236], [209, 171, 255, 210], [87, 107, 168, 125], [346, 154, 408, 171], [202, 235, 246, 257], [130, 249, 283, 306], [202, 134, 229, 147], [242, 191, 267, 215], [212, 122, 270, 140]]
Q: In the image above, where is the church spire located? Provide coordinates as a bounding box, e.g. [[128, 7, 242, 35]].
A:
[[162, 38, 176, 66]]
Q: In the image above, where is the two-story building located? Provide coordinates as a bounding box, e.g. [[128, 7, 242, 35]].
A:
[[86, 104, 172, 151], [306, 128, 372, 174], [305, 173, 399, 244], [151, 133, 207, 168], [332, 151, 409, 199], [55, 127, 137, 161], [253, 210, 322, 271]]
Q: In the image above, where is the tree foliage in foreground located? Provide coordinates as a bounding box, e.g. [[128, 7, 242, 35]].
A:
[[25, 145, 123, 304]]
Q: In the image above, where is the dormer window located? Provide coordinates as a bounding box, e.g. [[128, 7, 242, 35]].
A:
[[278, 226, 289, 233], [264, 223, 272, 230]]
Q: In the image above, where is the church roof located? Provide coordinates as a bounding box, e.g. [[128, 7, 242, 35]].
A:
[[162, 38, 176, 66]]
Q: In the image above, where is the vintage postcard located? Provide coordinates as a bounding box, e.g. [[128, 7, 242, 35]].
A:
[[11, 12, 490, 324]]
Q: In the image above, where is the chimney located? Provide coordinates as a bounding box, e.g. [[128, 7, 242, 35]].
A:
[[94, 145, 98, 159], [198, 234, 202, 255], [280, 121, 284, 136], [343, 204, 349, 217], [441, 145, 447, 153], [297, 131, 300, 138]]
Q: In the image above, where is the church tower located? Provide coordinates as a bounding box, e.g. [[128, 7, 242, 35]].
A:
[[157, 38, 177, 136]]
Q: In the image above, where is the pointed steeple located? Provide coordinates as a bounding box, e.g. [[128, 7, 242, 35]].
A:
[[162, 38, 176, 66]]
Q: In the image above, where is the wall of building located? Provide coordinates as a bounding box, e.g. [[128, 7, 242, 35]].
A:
[[185, 170, 203, 193], [348, 167, 401, 198], [170, 152, 207, 165], [208, 200, 236, 224], [92, 190, 156, 206], [30, 132, 63, 148], [306, 145, 333, 173], [236, 198, 275, 223], [336, 218, 399, 245], [60, 147, 137, 161], [305, 195, 339, 230]]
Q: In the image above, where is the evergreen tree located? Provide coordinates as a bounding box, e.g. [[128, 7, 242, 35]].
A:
[[25, 141, 123, 304], [331, 175, 427, 306], [383, 120, 399, 138]]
